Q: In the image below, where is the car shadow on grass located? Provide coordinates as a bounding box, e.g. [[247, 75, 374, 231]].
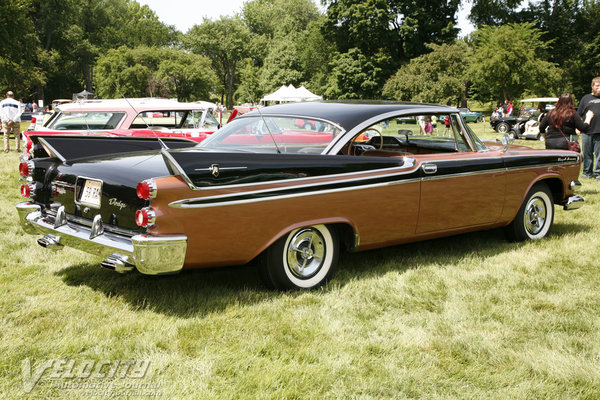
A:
[[54, 224, 589, 318]]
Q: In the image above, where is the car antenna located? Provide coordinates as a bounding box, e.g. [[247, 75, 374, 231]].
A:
[[113, 84, 169, 150], [246, 89, 281, 154], [74, 97, 92, 133]]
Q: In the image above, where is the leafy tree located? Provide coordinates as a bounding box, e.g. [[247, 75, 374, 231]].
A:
[[184, 17, 251, 108], [242, 0, 323, 98], [155, 51, 217, 101], [382, 42, 469, 106], [323, 0, 460, 61], [94, 46, 216, 100], [23, 0, 176, 103], [0, 0, 45, 99], [322, 0, 460, 98], [325, 48, 393, 99], [243, 0, 320, 38], [469, 0, 526, 27], [234, 60, 262, 104], [259, 35, 305, 94], [296, 16, 338, 97], [466, 23, 561, 102]]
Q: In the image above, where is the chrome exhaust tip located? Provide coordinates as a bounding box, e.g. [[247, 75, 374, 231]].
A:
[[100, 254, 135, 273], [37, 234, 63, 250]]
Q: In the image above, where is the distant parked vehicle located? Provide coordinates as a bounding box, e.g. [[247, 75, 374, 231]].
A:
[[23, 98, 220, 155], [458, 108, 484, 123], [490, 97, 558, 140]]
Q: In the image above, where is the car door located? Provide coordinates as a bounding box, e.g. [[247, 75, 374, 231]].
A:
[[416, 114, 506, 233]]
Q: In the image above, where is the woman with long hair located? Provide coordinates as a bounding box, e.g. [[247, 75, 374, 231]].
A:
[[540, 93, 593, 150]]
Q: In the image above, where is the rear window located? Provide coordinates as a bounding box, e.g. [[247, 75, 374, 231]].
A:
[[47, 112, 126, 131]]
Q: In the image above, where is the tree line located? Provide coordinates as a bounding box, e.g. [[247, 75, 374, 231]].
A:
[[2, 0, 600, 109]]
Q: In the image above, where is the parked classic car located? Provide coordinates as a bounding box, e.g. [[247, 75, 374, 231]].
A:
[[490, 97, 558, 138], [23, 98, 220, 152], [17, 101, 584, 290], [458, 108, 484, 123]]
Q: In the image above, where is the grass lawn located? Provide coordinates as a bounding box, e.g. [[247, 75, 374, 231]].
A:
[[1, 123, 600, 399]]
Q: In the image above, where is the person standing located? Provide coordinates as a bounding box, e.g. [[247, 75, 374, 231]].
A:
[[578, 77, 600, 179], [0, 91, 23, 152], [506, 100, 513, 116], [539, 93, 592, 150]]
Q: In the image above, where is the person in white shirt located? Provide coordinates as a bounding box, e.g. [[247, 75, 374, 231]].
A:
[[0, 91, 22, 152]]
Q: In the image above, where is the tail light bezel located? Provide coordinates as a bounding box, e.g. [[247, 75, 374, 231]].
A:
[[136, 179, 157, 200], [135, 207, 156, 228], [19, 160, 34, 177], [20, 183, 34, 198]]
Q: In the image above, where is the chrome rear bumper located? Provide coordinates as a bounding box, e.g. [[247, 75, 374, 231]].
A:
[[563, 194, 584, 210], [16, 202, 187, 275]]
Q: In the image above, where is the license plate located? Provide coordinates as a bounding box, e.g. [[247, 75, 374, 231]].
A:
[[79, 179, 102, 208]]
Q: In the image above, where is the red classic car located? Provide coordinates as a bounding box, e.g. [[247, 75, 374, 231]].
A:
[[17, 101, 583, 290], [23, 98, 219, 154]]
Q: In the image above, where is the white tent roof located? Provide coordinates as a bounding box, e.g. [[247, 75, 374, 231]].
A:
[[261, 84, 322, 103]]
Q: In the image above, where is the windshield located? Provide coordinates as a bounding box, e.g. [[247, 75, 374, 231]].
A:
[[47, 111, 126, 130], [200, 116, 342, 154], [462, 121, 487, 151]]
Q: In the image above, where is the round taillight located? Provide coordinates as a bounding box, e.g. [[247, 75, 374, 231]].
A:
[[21, 184, 32, 198], [31, 117, 37, 124], [19, 161, 33, 176], [136, 179, 157, 200], [135, 208, 155, 227]]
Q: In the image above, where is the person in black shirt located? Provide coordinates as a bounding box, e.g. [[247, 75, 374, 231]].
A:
[[578, 77, 600, 178], [540, 93, 593, 150]]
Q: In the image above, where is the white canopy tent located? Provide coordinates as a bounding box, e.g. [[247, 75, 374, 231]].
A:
[[260, 84, 322, 103]]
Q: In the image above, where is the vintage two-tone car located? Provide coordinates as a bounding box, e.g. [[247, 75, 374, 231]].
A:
[[16, 101, 584, 290]]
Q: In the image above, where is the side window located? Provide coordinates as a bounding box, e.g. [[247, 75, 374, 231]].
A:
[[344, 113, 473, 156]]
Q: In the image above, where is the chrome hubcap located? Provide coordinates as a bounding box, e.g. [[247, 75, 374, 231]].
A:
[[524, 197, 546, 235], [287, 228, 325, 279]]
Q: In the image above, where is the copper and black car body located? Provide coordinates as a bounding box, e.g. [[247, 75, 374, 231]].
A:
[[16, 102, 584, 290]]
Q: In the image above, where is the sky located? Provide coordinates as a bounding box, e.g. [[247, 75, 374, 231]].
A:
[[137, 0, 475, 36]]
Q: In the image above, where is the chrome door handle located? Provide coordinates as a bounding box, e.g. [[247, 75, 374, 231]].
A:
[[421, 163, 437, 174]]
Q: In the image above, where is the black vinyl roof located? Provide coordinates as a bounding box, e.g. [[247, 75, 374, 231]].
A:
[[243, 101, 457, 131]]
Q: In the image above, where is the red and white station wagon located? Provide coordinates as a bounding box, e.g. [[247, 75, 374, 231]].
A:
[[24, 98, 219, 152]]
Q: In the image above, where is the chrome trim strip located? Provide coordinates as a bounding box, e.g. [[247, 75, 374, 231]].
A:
[[169, 158, 418, 207], [170, 176, 422, 209], [170, 155, 417, 191], [170, 156, 577, 209]]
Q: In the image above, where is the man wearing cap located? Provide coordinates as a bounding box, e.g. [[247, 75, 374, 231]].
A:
[[0, 91, 22, 152]]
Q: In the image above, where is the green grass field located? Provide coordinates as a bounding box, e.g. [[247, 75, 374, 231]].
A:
[[1, 123, 600, 399]]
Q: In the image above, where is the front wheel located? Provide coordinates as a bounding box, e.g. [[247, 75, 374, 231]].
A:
[[260, 224, 339, 290], [505, 183, 554, 242]]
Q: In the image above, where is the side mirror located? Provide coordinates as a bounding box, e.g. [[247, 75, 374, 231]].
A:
[[500, 133, 513, 152]]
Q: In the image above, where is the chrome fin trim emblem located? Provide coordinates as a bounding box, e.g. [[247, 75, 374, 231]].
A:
[[194, 164, 249, 178]]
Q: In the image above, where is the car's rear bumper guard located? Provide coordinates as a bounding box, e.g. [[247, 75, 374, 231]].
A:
[[16, 202, 187, 275], [563, 195, 584, 211]]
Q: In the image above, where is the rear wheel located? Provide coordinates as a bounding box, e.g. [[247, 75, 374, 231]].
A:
[[505, 183, 554, 241], [260, 224, 339, 290]]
